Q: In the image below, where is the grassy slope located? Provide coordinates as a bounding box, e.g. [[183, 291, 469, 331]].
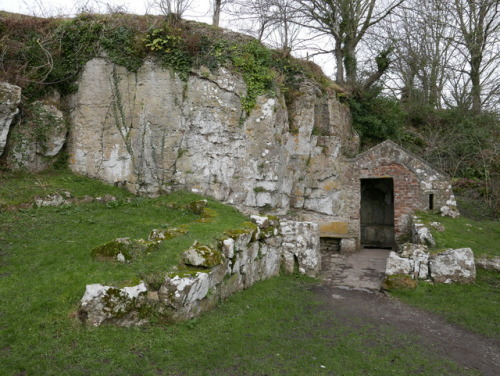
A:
[[390, 212, 500, 338], [416, 211, 500, 257], [0, 171, 477, 375]]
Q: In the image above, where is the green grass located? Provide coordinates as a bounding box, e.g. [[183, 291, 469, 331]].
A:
[[416, 211, 500, 257], [391, 269, 500, 339], [0, 170, 477, 374], [0, 169, 132, 206], [387, 211, 500, 339], [0, 274, 476, 375]]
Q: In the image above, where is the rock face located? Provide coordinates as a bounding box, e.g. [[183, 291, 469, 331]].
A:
[[78, 217, 321, 326], [67, 59, 356, 215], [4, 100, 67, 172], [429, 248, 476, 284], [0, 82, 21, 156]]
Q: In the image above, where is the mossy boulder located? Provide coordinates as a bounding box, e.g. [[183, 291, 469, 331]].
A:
[[91, 237, 159, 262], [148, 227, 188, 242], [181, 241, 225, 268], [184, 200, 208, 214]]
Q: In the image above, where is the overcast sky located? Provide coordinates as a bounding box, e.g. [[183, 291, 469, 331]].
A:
[[1, 0, 212, 22]]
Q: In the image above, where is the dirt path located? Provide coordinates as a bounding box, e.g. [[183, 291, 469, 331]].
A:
[[317, 249, 500, 375]]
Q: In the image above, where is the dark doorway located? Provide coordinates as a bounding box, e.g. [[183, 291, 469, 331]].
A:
[[360, 178, 394, 248]]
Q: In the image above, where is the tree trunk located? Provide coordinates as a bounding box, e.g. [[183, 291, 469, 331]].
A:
[[213, 0, 222, 27], [470, 54, 482, 114], [343, 41, 357, 86], [335, 40, 345, 84]]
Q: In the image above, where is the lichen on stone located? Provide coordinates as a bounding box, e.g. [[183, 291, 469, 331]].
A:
[[181, 241, 225, 269]]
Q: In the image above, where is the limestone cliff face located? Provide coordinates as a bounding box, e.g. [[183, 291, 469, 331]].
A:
[[67, 58, 358, 215]]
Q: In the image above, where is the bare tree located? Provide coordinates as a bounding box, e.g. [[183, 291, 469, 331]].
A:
[[212, 0, 234, 27], [150, 0, 194, 18], [227, 0, 303, 54], [296, 0, 406, 87], [227, 0, 276, 42], [452, 0, 499, 113], [383, 0, 456, 109], [268, 0, 304, 55]]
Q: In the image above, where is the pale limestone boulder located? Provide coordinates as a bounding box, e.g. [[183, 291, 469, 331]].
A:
[[0, 82, 21, 156], [280, 220, 321, 276], [429, 248, 476, 283], [475, 255, 500, 272], [411, 217, 436, 248], [181, 242, 225, 268], [385, 252, 414, 276], [440, 204, 460, 218], [5, 101, 66, 172], [79, 282, 148, 327], [34, 193, 69, 207], [399, 243, 430, 279]]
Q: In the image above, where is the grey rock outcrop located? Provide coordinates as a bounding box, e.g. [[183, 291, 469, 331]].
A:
[[0, 82, 21, 156], [67, 58, 357, 216], [4, 100, 67, 172]]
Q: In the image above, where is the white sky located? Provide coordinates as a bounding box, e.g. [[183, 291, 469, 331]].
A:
[[0, 0, 210, 20]]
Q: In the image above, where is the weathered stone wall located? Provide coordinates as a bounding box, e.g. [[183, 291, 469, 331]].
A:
[[65, 59, 358, 216], [78, 217, 321, 327]]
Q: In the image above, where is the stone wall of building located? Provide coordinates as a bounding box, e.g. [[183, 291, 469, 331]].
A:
[[328, 140, 459, 246]]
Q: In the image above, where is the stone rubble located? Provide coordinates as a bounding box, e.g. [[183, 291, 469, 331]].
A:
[[385, 243, 476, 284], [475, 255, 500, 272], [411, 217, 436, 248]]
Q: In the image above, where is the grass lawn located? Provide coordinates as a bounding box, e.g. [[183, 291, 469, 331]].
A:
[[416, 211, 500, 257], [389, 212, 500, 339], [0, 170, 478, 375]]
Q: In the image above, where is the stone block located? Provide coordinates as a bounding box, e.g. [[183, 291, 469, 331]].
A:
[[340, 238, 357, 253], [429, 248, 476, 284]]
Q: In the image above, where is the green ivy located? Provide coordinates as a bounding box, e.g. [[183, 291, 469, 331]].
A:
[[230, 41, 276, 113], [348, 87, 405, 145], [100, 26, 145, 72], [144, 26, 192, 81]]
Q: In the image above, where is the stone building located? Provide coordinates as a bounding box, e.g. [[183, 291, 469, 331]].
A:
[[316, 140, 458, 252]]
